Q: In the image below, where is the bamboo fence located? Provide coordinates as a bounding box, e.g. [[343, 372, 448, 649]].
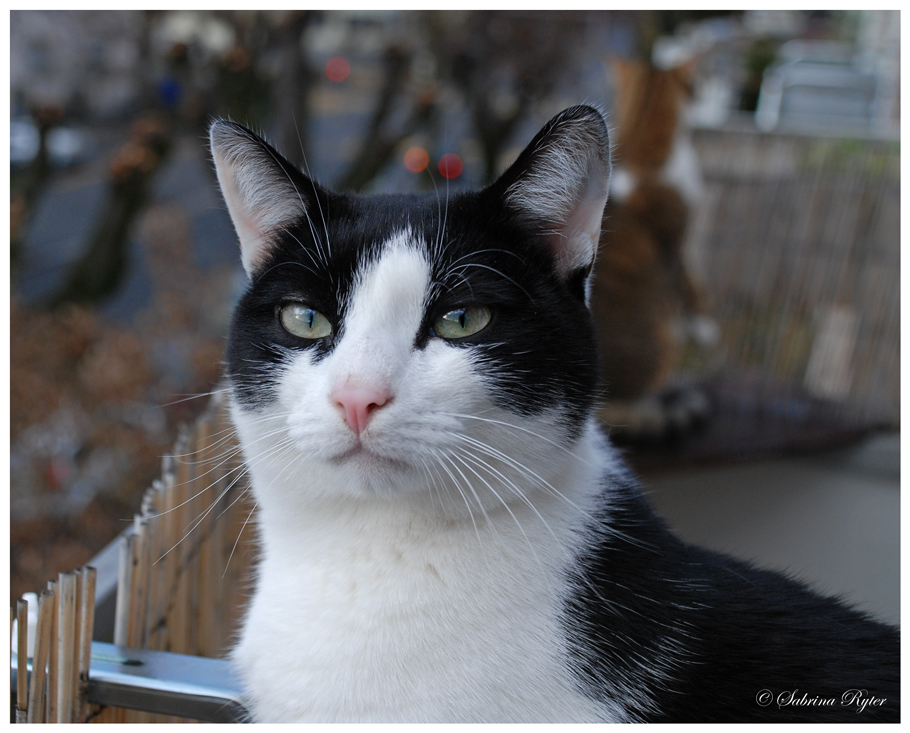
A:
[[11, 391, 256, 723], [683, 127, 899, 428], [12, 568, 96, 723]]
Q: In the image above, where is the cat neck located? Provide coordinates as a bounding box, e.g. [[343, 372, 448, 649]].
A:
[[235, 417, 622, 723]]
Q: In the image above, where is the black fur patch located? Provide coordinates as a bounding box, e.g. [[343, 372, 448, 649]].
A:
[[563, 478, 900, 722]]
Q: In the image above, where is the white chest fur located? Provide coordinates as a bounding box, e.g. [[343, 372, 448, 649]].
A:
[[232, 422, 622, 723]]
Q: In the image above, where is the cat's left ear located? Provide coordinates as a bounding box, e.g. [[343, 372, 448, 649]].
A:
[[496, 105, 612, 280], [210, 120, 313, 278]]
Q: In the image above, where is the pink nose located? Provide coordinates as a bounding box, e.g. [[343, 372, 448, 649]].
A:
[[332, 382, 391, 436]]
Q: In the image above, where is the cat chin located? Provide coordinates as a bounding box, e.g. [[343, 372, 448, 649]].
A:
[[323, 452, 429, 500], [329, 445, 411, 473]]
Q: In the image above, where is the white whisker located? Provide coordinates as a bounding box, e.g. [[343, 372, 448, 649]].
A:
[[224, 497, 259, 579], [446, 449, 543, 570]]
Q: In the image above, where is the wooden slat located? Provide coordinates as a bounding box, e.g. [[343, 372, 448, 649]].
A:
[[55, 572, 78, 723], [78, 567, 97, 721], [16, 598, 28, 722], [45, 579, 58, 722], [27, 589, 54, 723]]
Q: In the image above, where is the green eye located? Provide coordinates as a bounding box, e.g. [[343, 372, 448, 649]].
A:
[[433, 306, 492, 340], [280, 303, 332, 339]]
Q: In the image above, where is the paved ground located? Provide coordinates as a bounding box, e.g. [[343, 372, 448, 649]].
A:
[[643, 431, 900, 626]]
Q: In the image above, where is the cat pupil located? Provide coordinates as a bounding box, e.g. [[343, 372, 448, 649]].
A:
[[434, 306, 491, 339], [280, 303, 331, 339]]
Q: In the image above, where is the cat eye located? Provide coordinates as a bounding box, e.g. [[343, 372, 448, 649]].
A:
[[432, 306, 492, 340], [279, 303, 332, 340]]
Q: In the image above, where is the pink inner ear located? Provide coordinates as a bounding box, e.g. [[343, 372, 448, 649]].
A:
[[211, 121, 310, 279], [502, 111, 611, 279], [549, 175, 609, 277], [214, 152, 268, 277], [213, 151, 297, 278]]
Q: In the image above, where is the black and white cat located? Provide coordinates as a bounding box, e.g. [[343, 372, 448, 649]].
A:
[[210, 106, 898, 723]]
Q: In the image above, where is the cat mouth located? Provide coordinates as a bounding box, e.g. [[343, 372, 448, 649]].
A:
[[331, 443, 410, 472]]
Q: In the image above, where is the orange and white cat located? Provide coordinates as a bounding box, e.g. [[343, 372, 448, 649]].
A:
[[593, 58, 717, 441]]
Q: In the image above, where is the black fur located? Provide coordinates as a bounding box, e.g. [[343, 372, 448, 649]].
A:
[[565, 469, 900, 722]]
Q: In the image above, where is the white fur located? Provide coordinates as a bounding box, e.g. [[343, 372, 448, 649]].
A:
[[230, 233, 628, 722], [659, 131, 704, 208], [608, 166, 637, 204]]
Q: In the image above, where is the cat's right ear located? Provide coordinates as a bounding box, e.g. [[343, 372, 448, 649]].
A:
[[494, 105, 612, 282], [210, 120, 310, 278]]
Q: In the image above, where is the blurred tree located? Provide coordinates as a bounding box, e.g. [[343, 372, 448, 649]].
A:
[[11, 105, 63, 269], [48, 116, 171, 307], [213, 12, 273, 129], [430, 11, 595, 183], [270, 10, 320, 169], [336, 43, 438, 192]]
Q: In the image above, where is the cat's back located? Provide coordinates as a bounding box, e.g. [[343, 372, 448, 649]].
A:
[[563, 479, 901, 722]]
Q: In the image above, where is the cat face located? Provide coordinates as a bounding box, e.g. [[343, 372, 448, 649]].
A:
[[211, 107, 611, 516]]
